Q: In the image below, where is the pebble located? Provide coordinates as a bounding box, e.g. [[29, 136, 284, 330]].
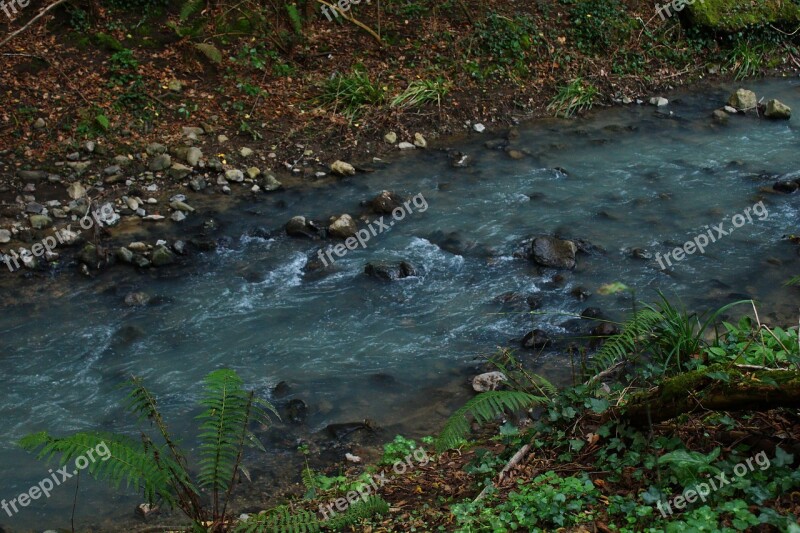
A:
[[473, 123, 486, 133], [240, 147, 254, 157], [398, 142, 415, 150], [413, 133, 427, 148]]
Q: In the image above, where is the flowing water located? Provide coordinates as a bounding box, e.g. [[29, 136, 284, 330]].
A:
[[2, 79, 799, 530]]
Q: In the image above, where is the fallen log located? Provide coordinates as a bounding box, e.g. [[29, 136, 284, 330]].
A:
[[607, 366, 800, 426]]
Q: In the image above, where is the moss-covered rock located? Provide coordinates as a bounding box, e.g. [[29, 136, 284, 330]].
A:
[[687, 0, 800, 31]]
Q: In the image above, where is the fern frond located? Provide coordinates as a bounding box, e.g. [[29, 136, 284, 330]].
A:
[[196, 369, 256, 508], [302, 465, 318, 492], [19, 431, 175, 505], [326, 495, 390, 530], [589, 309, 664, 374], [180, 0, 204, 21], [285, 3, 303, 36], [435, 391, 546, 452], [235, 505, 321, 533]]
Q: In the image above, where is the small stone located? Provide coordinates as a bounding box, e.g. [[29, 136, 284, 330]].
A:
[[33, 118, 46, 129], [330, 160, 356, 176], [328, 214, 358, 238], [168, 163, 192, 180], [66, 152, 80, 161], [67, 182, 86, 200], [473, 123, 486, 133], [29, 215, 52, 229], [0, 229, 10, 243], [723, 105, 738, 114], [149, 154, 172, 172], [182, 126, 204, 137], [413, 132, 427, 148], [117, 247, 134, 263], [472, 371, 507, 392], [167, 79, 183, 92], [240, 147, 254, 157], [170, 201, 195, 212], [136, 208, 146, 217], [261, 174, 282, 191], [246, 167, 261, 179], [151, 245, 175, 266], [397, 142, 415, 150], [225, 169, 244, 182], [84, 141, 96, 153], [765, 99, 791, 120], [124, 197, 140, 211], [147, 198, 158, 204], [189, 178, 206, 192], [171, 211, 186, 222], [649, 97, 669, 106], [712, 109, 729, 124], [146, 143, 167, 156], [251, 184, 261, 193], [345, 453, 362, 463], [186, 147, 203, 166], [124, 292, 151, 307], [217, 134, 229, 143], [384, 131, 397, 144], [222, 185, 231, 194], [128, 242, 148, 252], [135, 503, 159, 519]]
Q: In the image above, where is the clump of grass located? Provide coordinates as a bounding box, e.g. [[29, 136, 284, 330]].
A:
[[726, 39, 766, 80], [318, 66, 385, 121], [390, 78, 450, 109], [547, 78, 599, 118]]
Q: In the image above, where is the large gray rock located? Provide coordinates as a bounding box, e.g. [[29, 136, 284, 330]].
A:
[[530, 237, 577, 269], [328, 214, 358, 239], [765, 99, 791, 120], [727, 88, 757, 111]]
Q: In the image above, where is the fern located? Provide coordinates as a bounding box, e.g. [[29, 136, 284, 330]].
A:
[[326, 495, 390, 530], [180, 0, 204, 21], [435, 391, 546, 452], [235, 505, 321, 532], [19, 431, 175, 505], [285, 3, 303, 36], [588, 308, 664, 375]]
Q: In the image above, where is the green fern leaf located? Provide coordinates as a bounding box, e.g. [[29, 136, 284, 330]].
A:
[[235, 505, 321, 532], [180, 0, 204, 21], [326, 495, 390, 530], [435, 391, 545, 452]]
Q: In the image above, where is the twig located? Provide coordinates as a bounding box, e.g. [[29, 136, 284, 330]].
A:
[[315, 0, 383, 45], [0, 0, 70, 48], [473, 443, 531, 503]]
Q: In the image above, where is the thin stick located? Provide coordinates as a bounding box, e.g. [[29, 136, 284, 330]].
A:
[[473, 443, 531, 502], [0, 0, 70, 48]]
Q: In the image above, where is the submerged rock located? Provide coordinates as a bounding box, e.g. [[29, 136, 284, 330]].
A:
[[529, 236, 578, 269], [364, 261, 417, 281], [522, 329, 551, 350], [285, 216, 321, 239], [369, 190, 404, 214], [328, 214, 358, 239]]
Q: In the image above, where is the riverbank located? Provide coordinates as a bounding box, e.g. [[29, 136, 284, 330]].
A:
[[2, 0, 800, 283]]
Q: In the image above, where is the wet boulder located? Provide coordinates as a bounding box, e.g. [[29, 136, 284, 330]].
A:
[[428, 230, 495, 257], [522, 329, 551, 350], [727, 88, 757, 111], [328, 214, 358, 239], [364, 261, 417, 281], [285, 216, 322, 239], [765, 99, 791, 120], [368, 190, 404, 214], [285, 399, 308, 424], [773, 181, 798, 194], [529, 236, 577, 269]]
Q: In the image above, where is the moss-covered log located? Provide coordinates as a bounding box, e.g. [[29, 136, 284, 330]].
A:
[[610, 366, 800, 426], [686, 0, 800, 32]]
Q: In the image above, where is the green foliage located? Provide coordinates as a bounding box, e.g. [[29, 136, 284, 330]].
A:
[[436, 391, 547, 453], [658, 448, 721, 485], [180, 0, 204, 21], [559, 0, 632, 56], [471, 13, 542, 77], [19, 431, 177, 505], [196, 43, 224, 64], [547, 78, 599, 118], [21, 369, 274, 528], [725, 38, 767, 80], [235, 496, 390, 532], [709, 315, 800, 367], [452, 471, 600, 531], [391, 78, 449, 108], [318, 66, 385, 121], [285, 3, 303, 36], [380, 435, 420, 465]]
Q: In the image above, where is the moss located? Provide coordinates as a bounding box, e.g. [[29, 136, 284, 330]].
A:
[[687, 0, 800, 31], [93, 32, 125, 52]]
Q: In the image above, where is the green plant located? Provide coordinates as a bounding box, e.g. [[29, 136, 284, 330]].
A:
[[235, 495, 390, 532], [436, 391, 547, 452], [559, 0, 631, 56], [471, 13, 542, 77], [317, 66, 385, 121], [20, 369, 275, 530], [709, 315, 800, 367], [726, 38, 767, 80], [380, 435, 420, 465], [391, 78, 449, 108], [547, 78, 599, 118]]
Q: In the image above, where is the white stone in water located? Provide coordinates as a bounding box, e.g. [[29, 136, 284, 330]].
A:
[[472, 371, 508, 392], [473, 123, 486, 133]]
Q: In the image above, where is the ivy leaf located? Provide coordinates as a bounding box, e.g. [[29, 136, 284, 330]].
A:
[[95, 114, 110, 130], [773, 446, 793, 467]]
